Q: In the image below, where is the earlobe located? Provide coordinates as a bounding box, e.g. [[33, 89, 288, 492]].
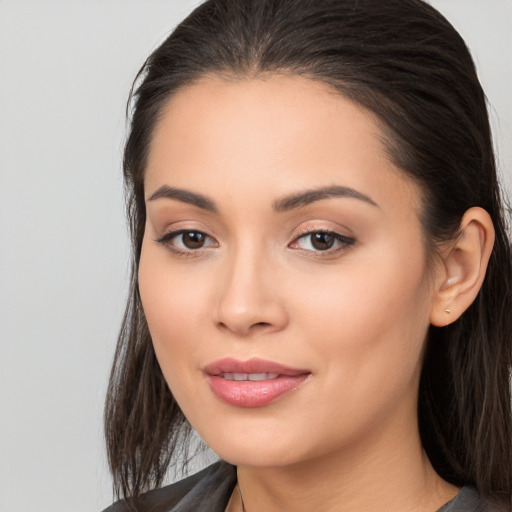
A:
[[430, 207, 495, 327]]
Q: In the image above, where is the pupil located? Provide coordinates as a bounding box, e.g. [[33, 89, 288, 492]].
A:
[[183, 232, 204, 249], [311, 233, 334, 250]]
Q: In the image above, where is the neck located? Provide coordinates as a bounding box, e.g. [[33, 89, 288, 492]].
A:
[[231, 411, 458, 512]]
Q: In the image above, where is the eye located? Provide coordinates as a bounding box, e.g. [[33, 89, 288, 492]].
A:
[[177, 231, 208, 249], [291, 230, 355, 253], [155, 229, 217, 253]]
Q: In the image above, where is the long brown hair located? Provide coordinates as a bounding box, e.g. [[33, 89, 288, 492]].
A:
[[105, 0, 512, 504]]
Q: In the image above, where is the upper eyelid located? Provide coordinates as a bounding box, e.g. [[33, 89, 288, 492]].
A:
[[295, 227, 339, 236], [291, 230, 355, 245], [153, 219, 216, 237], [292, 223, 354, 239]]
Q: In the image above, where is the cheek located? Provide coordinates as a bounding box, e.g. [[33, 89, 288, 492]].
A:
[[296, 247, 430, 334], [137, 241, 210, 381], [294, 242, 432, 395], [286, 271, 429, 456], [140, 263, 205, 328]]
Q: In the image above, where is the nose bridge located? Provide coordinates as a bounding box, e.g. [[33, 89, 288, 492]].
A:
[[215, 238, 287, 335]]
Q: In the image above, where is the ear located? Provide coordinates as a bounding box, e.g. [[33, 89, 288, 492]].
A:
[[430, 207, 495, 327]]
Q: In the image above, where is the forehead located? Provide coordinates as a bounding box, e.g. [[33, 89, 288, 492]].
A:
[[145, 75, 421, 214]]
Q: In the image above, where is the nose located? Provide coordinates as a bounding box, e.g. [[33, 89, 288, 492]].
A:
[[214, 246, 288, 337]]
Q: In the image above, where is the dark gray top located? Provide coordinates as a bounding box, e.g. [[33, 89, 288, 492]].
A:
[[103, 460, 510, 512]]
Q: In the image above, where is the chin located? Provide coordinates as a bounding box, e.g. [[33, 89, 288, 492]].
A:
[[213, 442, 302, 468], [194, 419, 328, 470]]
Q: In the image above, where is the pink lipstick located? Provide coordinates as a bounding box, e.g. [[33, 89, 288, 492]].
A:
[[203, 358, 311, 408]]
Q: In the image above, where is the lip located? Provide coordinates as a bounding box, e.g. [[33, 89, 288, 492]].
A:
[[203, 358, 311, 408]]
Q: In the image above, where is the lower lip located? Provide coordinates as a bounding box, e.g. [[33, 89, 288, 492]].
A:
[[206, 374, 310, 408]]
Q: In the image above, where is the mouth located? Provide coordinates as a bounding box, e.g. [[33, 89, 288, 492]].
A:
[[218, 372, 280, 381], [203, 358, 311, 408]]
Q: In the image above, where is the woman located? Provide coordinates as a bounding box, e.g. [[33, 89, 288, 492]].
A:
[[103, 0, 512, 510]]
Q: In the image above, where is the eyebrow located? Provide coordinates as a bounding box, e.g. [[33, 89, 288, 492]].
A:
[[148, 185, 218, 212], [273, 185, 379, 211], [147, 184, 378, 213]]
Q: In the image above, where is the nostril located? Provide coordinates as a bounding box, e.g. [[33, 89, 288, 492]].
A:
[[216, 320, 272, 334]]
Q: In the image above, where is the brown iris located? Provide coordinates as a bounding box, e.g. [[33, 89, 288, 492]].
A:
[[310, 232, 336, 250], [182, 231, 206, 249]]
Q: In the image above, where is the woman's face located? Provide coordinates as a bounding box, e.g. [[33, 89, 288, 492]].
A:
[[139, 76, 437, 468]]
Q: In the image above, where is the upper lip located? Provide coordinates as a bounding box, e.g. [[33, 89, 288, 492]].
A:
[[203, 357, 310, 376]]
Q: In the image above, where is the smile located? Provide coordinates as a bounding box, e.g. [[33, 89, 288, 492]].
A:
[[219, 372, 279, 381], [204, 358, 311, 408]]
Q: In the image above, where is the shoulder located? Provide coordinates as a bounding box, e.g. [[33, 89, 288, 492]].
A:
[[102, 460, 237, 512], [438, 486, 511, 512]]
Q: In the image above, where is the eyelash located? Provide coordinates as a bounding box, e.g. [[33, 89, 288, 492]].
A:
[[155, 228, 355, 257], [291, 228, 356, 255], [154, 229, 217, 257]]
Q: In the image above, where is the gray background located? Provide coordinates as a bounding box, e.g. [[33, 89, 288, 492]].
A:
[[0, 1, 510, 511]]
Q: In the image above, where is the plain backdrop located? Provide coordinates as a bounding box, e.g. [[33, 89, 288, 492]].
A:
[[0, 1, 510, 511]]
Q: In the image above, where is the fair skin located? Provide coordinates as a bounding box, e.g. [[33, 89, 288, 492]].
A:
[[138, 75, 494, 512]]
